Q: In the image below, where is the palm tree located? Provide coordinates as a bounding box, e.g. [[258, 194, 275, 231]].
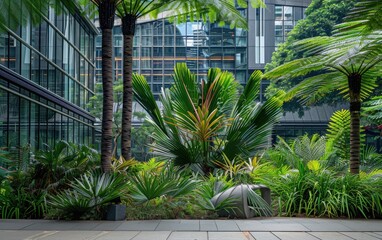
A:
[[86, 0, 122, 172], [116, 0, 264, 160], [133, 63, 282, 174], [264, 31, 382, 174]]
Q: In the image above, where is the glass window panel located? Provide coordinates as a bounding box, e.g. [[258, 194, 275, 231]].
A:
[[0, 88, 8, 148], [284, 6, 293, 20], [47, 108, 55, 146], [141, 23, 152, 35], [48, 63, 55, 92], [39, 105, 48, 149], [29, 101, 39, 150], [141, 47, 151, 57], [20, 98, 29, 147], [153, 36, 162, 46], [164, 22, 174, 35], [8, 37, 20, 73], [21, 43, 31, 79], [141, 36, 152, 46], [56, 33, 63, 68], [153, 47, 163, 56], [153, 21, 163, 35], [164, 36, 174, 46]]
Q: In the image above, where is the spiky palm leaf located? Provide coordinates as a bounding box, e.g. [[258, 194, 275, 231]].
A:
[[133, 63, 281, 174]]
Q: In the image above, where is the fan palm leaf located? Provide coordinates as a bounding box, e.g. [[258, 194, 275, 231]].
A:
[[133, 64, 281, 174]]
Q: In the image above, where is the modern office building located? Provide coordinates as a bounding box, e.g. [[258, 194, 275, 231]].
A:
[[95, 0, 311, 101], [0, 0, 97, 153], [95, 0, 333, 139]]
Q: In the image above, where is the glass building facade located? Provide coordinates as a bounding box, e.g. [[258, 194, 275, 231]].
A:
[[0, 0, 97, 152], [95, 0, 311, 100]]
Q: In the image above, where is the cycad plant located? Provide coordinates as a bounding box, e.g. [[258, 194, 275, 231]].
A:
[[133, 63, 282, 174]]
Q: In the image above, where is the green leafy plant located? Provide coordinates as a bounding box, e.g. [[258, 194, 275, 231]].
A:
[[128, 163, 198, 204], [133, 63, 282, 174], [47, 171, 128, 220], [266, 163, 382, 218]]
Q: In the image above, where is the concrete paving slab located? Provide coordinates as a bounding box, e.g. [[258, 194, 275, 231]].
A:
[[365, 232, 382, 239], [302, 222, 352, 231], [0, 219, 43, 230], [215, 220, 240, 231], [131, 231, 171, 240], [272, 232, 319, 240], [208, 232, 255, 240], [156, 220, 200, 231], [115, 220, 160, 231], [340, 220, 382, 231], [236, 221, 309, 232], [341, 232, 382, 240], [37, 231, 103, 240], [23, 221, 99, 231], [309, 232, 354, 240], [0, 230, 52, 240], [91, 221, 124, 231], [93, 231, 140, 240], [200, 220, 217, 231], [250, 232, 280, 240], [167, 231, 208, 240]]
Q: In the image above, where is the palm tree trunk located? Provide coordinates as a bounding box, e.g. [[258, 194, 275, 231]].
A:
[[121, 14, 137, 160], [99, 2, 116, 172], [348, 73, 361, 174]]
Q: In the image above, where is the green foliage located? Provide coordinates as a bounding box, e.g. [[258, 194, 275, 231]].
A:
[[326, 109, 351, 160], [131, 114, 155, 161], [265, 134, 335, 169], [47, 171, 128, 220], [194, 173, 236, 212], [33, 141, 99, 192], [0, 177, 46, 219], [363, 96, 382, 125], [128, 163, 198, 204], [266, 165, 382, 218], [0, 141, 99, 219], [265, 0, 356, 71], [133, 63, 282, 174], [265, 0, 357, 112]]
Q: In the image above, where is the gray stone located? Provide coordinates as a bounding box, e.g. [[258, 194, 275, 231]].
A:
[[93, 231, 139, 240], [309, 232, 354, 240], [208, 232, 255, 240], [167, 232, 208, 240], [340, 232, 382, 240], [200, 220, 218, 231], [272, 232, 319, 240], [0, 230, 51, 240], [131, 231, 171, 240], [210, 184, 271, 219], [115, 220, 160, 231], [156, 220, 200, 231], [250, 232, 280, 240]]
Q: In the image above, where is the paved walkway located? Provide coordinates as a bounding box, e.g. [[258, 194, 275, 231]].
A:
[[1, 218, 382, 240]]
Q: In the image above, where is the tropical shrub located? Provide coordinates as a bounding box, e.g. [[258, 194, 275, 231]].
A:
[[266, 161, 382, 218], [0, 141, 99, 219], [47, 171, 128, 220], [133, 63, 282, 174]]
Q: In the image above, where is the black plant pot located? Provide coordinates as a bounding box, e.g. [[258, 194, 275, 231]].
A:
[[105, 204, 126, 221]]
